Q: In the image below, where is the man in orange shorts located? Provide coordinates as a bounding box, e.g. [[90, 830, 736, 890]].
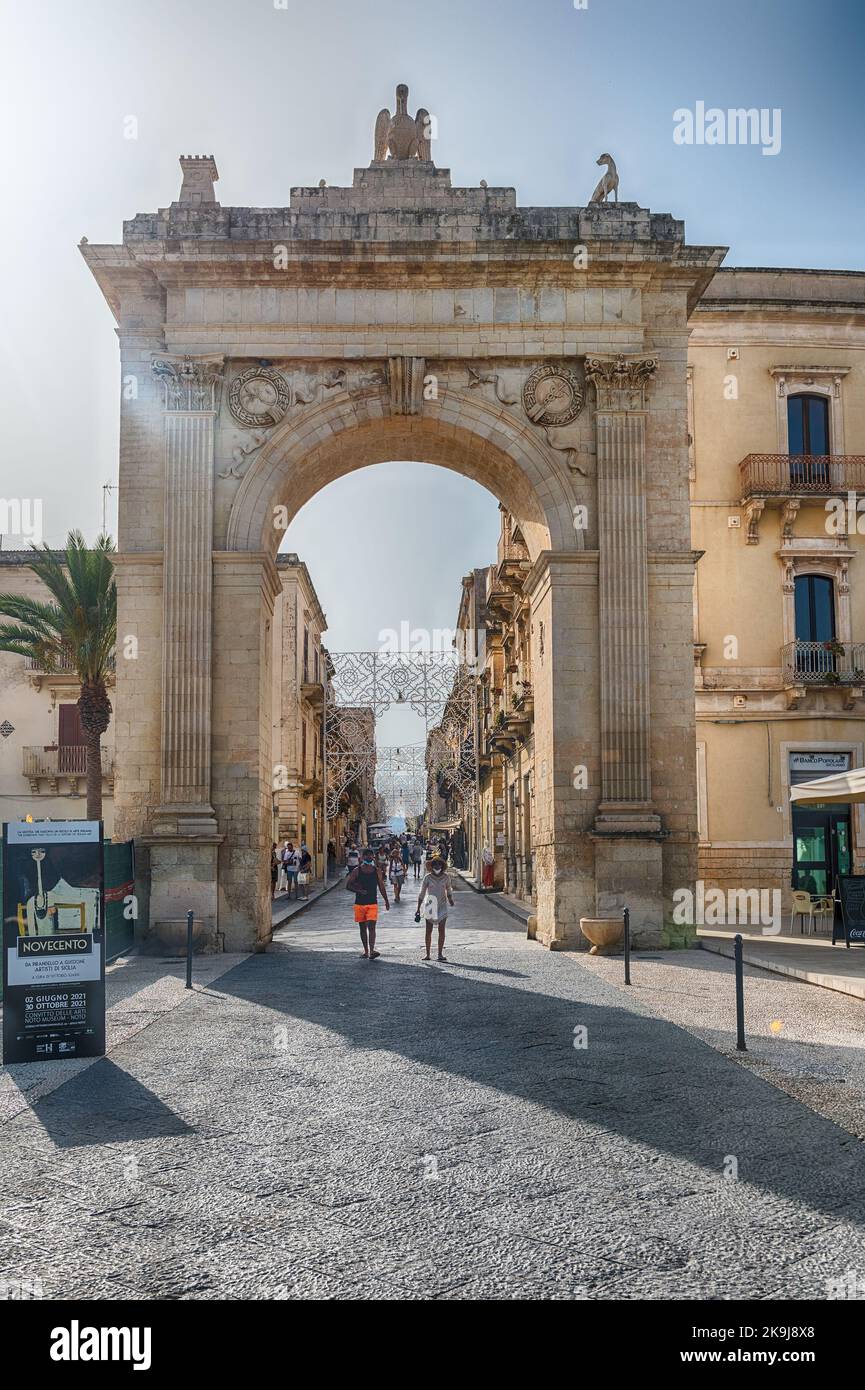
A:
[[346, 847, 389, 959]]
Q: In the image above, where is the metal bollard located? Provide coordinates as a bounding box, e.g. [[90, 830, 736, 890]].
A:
[[185, 909, 194, 990], [623, 906, 631, 986], [734, 932, 746, 1051]]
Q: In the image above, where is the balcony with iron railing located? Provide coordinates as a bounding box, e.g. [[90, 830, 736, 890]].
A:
[[740, 454, 865, 500], [23, 745, 115, 786], [781, 640, 865, 689], [24, 649, 117, 688]]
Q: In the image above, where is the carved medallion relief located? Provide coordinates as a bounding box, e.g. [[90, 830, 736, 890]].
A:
[[228, 366, 291, 428], [521, 363, 584, 427]]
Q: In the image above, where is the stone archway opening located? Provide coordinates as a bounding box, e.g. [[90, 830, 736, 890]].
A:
[[214, 415, 568, 950], [268, 454, 509, 894]]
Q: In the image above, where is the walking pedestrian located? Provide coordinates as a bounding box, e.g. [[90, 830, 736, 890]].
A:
[[389, 847, 406, 903], [346, 847, 389, 959], [276, 840, 290, 894], [401, 838, 410, 873], [327, 840, 337, 876], [482, 844, 495, 889], [411, 838, 424, 880], [270, 843, 280, 899], [298, 843, 313, 899], [346, 842, 360, 873], [415, 854, 455, 962]]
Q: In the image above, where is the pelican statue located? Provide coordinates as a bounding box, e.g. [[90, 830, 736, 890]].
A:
[[374, 84, 431, 162]]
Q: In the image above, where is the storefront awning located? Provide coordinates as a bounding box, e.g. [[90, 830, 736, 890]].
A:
[[790, 766, 865, 805]]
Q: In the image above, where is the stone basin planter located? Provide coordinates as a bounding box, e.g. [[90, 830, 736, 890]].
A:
[[580, 917, 624, 955]]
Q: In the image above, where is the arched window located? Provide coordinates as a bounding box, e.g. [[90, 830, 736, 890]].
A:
[[794, 574, 836, 676], [788, 394, 830, 488]]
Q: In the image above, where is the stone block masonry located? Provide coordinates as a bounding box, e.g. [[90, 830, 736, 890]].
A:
[[82, 140, 725, 951]]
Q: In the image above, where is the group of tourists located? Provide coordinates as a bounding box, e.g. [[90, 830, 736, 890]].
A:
[[269, 828, 460, 961], [269, 840, 313, 900], [344, 833, 455, 963]]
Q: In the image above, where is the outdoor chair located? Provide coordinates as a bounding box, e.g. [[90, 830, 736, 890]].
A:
[[811, 895, 834, 935], [790, 890, 819, 935]]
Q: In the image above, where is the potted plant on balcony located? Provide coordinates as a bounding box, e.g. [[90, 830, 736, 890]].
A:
[[0, 531, 116, 820], [823, 638, 845, 659]]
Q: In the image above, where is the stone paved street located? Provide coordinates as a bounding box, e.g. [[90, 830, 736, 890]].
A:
[[2, 882, 865, 1300]]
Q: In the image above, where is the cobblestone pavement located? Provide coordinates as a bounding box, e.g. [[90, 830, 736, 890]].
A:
[[2, 883, 865, 1300], [574, 946, 865, 1146]]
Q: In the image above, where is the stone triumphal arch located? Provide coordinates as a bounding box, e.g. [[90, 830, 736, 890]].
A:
[[82, 91, 725, 952]]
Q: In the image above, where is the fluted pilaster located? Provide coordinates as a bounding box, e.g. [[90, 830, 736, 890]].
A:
[[151, 354, 224, 820], [586, 354, 659, 828]]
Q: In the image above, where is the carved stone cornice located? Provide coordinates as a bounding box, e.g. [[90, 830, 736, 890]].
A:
[[152, 353, 225, 412], [770, 365, 850, 398], [584, 354, 658, 411]]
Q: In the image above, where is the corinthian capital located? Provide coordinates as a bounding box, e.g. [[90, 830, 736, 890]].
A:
[[151, 353, 225, 412], [584, 354, 658, 411]]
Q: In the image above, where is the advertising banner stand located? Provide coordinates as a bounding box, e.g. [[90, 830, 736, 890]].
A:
[[834, 874, 865, 948], [2, 821, 106, 1064]]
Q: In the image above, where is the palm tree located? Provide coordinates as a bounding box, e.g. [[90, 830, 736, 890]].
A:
[[0, 531, 117, 820]]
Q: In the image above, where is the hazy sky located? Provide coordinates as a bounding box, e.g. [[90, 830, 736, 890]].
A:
[[2, 0, 863, 733]]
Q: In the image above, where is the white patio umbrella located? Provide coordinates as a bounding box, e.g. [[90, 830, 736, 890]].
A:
[[789, 766, 865, 805]]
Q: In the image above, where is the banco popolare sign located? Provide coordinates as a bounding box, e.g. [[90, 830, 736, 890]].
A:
[[2, 821, 106, 1064]]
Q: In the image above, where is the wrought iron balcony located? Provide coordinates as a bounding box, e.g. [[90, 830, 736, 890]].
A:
[[511, 681, 534, 716], [24, 650, 116, 687], [781, 640, 865, 688], [23, 745, 115, 787], [740, 454, 865, 499]]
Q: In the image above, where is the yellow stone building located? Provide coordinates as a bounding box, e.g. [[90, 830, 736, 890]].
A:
[[455, 511, 535, 898], [690, 268, 865, 911], [454, 267, 865, 921], [271, 554, 327, 872]]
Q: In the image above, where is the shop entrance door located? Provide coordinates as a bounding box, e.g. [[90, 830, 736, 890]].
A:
[[792, 804, 852, 896]]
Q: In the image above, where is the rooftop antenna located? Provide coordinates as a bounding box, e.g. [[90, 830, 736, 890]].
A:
[[101, 482, 116, 536]]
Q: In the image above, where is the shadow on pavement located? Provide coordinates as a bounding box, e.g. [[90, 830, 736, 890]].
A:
[[208, 946, 865, 1224], [30, 1058, 194, 1150]]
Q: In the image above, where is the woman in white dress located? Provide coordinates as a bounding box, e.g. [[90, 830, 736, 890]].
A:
[[415, 855, 455, 962]]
